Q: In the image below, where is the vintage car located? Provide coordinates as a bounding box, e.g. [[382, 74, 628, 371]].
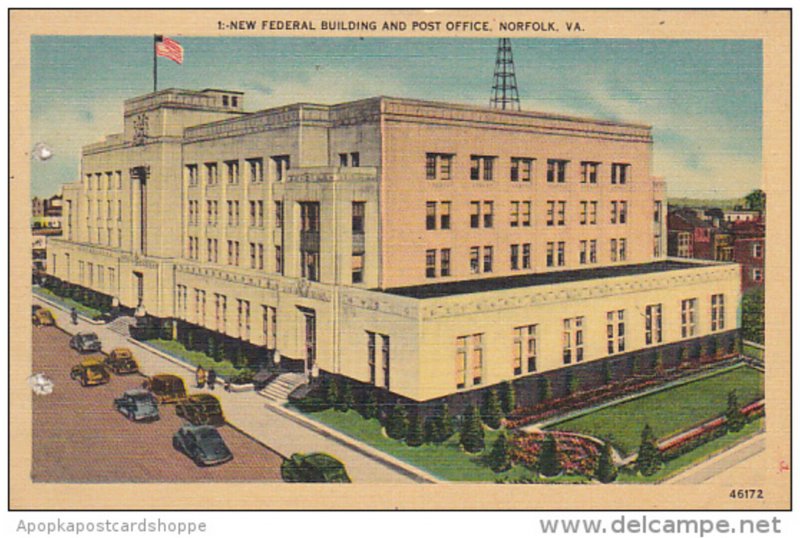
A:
[[280, 452, 352, 483], [114, 389, 160, 422], [172, 425, 233, 466], [104, 348, 139, 375], [32, 307, 56, 326], [142, 374, 187, 404], [175, 393, 225, 426], [70, 358, 110, 387], [69, 332, 102, 353]]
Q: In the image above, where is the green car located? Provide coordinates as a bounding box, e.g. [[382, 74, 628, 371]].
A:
[[281, 453, 351, 483]]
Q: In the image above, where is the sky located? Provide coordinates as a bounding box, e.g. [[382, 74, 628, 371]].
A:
[[31, 36, 762, 199]]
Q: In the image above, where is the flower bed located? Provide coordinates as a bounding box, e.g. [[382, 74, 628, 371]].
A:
[[509, 431, 602, 477], [505, 358, 738, 430]]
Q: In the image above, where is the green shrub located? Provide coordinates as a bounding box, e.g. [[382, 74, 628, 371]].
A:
[[425, 403, 454, 444], [538, 434, 561, 477], [357, 389, 379, 420], [459, 404, 485, 453], [499, 381, 516, 416], [636, 424, 661, 476], [338, 381, 354, 412], [228, 369, 255, 385], [406, 412, 424, 447], [482, 390, 504, 429], [385, 404, 409, 440], [488, 431, 512, 472], [602, 360, 613, 386], [595, 442, 618, 483], [726, 390, 746, 432], [566, 371, 581, 396], [537, 377, 553, 403], [324, 377, 340, 409]]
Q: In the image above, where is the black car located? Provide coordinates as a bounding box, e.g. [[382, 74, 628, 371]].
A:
[[114, 389, 160, 422], [69, 332, 102, 353], [175, 394, 225, 426], [172, 425, 233, 466], [281, 452, 351, 483]]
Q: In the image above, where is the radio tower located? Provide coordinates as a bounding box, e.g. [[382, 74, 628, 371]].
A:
[[491, 38, 521, 111]]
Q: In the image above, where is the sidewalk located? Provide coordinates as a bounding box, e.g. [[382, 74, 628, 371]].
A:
[[33, 296, 435, 484]]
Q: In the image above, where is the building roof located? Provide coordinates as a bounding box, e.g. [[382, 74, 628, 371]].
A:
[[381, 260, 718, 299]]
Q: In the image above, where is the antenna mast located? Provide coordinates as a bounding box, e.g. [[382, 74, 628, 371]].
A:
[[491, 38, 521, 111]]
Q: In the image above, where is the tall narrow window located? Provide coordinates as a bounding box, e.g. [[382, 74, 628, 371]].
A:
[[471, 334, 484, 385], [352, 201, 365, 233], [456, 336, 468, 389], [711, 294, 725, 331], [425, 249, 436, 278], [645, 304, 663, 345], [367, 332, 376, 385], [426, 153, 453, 180], [381, 335, 391, 389], [611, 163, 630, 184], [581, 161, 599, 183], [483, 201, 494, 228], [510, 157, 533, 182], [470, 201, 480, 228], [681, 298, 697, 338], [483, 246, 493, 273], [514, 324, 538, 375], [470, 246, 480, 274], [547, 159, 568, 183], [247, 158, 264, 183], [440, 248, 451, 277], [426, 202, 437, 230], [440, 201, 451, 230]]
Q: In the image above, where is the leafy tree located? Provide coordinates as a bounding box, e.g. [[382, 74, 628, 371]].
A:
[[745, 189, 766, 212], [537, 376, 553, 403], [406, 412, 424, 447], [488, 431, 512, 472], [499, 381, 516, 416], [636, 424, 661, 476], [596, 442, 618, 483], [358, 389, 379, 420], [726, 390, 746, 432], [538, 434, 561, 477], [385, 404, 409, 440], [741, 288, 765, 344], [482, 390, 504, 429], [459, 404, 485, 453], [338, 381, 354, 412]]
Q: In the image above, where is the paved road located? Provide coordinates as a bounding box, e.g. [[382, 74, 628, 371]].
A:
[[32, 297, 425, 483], [665, 434, 766, 485], [31, 325, 284, 482]]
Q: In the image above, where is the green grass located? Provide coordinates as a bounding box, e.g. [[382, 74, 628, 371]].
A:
[[616, 419, 764, 483], [145, 338, 247, 378], [297, 407, 586, 483], [34, 287, 103, 319], [742, 343, 764, 361], [549, 366, 764, 455]]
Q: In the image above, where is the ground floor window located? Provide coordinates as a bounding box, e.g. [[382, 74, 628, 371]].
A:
[[455, 333, 484, 389], [681, 298, 697, 338], [563, 317, 584, 364], [606, 309, 625, 354], [513, 324, 538, 375], [711, 293, 725, 331], [645, 303, 662, 345]]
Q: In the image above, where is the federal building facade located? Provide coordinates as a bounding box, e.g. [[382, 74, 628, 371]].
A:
[[48, 88, 740, 405]]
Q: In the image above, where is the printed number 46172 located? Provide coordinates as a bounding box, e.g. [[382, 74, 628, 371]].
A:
[[730, 489, 764, 499]]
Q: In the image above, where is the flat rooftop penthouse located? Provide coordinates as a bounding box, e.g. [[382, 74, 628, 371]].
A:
[[382, 260, 727, 299]]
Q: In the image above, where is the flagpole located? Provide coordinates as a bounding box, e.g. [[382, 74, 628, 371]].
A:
[[153, 35, 158, 92]]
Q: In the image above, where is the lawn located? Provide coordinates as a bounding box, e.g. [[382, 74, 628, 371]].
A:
[[145, 338, 247, 378], [549, 366, 764, 456], [742, 342, 764, 361], [297, 407, 569, 482], [34, 287, 103, 319]]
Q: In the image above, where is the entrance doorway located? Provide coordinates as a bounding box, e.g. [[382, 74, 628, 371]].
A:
[[300, 308, 316, 373], [133, 271, 144, 307]]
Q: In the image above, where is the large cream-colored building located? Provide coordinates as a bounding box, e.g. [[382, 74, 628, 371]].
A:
[[48, 88, 740, 404]]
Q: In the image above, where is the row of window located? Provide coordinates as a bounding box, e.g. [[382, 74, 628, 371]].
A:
[[186, 155, 290, 187], [83, 170, 123, 191], [71, 258, 116, 294], [425, 199, 629, 230], [452, 294, 725, 389], [426, 153, 632, 184], [424, 238, 629, 278]]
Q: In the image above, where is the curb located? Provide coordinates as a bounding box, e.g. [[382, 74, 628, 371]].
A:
[[264, 402, 439, 484], [33, 291, 106, 325]]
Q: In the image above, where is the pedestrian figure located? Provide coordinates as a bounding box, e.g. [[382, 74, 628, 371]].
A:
[[70, 307, 78, 325], [196, 365, 207, 389], [207, 368, 217, 390]]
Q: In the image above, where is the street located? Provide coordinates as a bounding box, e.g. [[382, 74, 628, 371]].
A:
[[31, 324, 283, 482]]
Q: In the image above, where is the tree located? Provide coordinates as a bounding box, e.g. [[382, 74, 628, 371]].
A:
[[482, 390, 504, 429], [206, 335, 217, 361], [338, 381, 354, 412], [596, 442, 618, 483], [566, 370, 581, 396], [654, 350, 664, 374], [538, 434, 561, 477], [406, 412, 424, 447], [602, 360, 614, 386], [459, 404, 485, 453], [186, 329, 194, 351], [385, 404, 409, 440], [426, 403, 455, 444], [636, 424, 661, 476], [499, 381, 516, 416], [488, 431, 512, 472], [235, 344, 248, 369], [537, 376, 553, 403], [726, 390, 746, 432], [745, 189, 766, 212], [714, 335, 725, 358], [741, 288, 765, 344], [324, 377, 340, 408], [358, 389, 379, 420]]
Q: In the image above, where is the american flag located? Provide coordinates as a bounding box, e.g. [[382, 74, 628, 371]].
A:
[[155, 35, 183, 64]]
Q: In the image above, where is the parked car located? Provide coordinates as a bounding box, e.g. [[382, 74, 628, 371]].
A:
[[104, 348, 139, 375], [114, 389, 160, 422], [175, 393, 225, 426], [70, 358, 110, 387], [32, 307, 56, 327], [143, 374, 187, 404], [69, 332, 102, 353], [172, 424, 233, 466], [281, 452, 351, 483]]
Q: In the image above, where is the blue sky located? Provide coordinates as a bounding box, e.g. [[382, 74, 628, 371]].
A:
[[31, 36, 761, 198]]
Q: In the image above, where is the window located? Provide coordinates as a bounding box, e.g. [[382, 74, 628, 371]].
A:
[[352, 202, 365, 233], [470, 155, 495, 181], [546, 242, 555, 267], [753, 242, 763, 258], [440, 249, 451, 277], [510, 244, 519, 270], [483, 246, 493, 273], [250, 243, 257, 269], [237, 299, 251, 339], [580, 201, 588, 225], [262, 305, 277, 349], [557, 201, 566, 225], [367, 332, 377, 385], [352, 253, 364, 283], [455, 334, 484, 388], [645, 304, 663, 345], [470, 201, 480, 228], [619, 238, 627, 261], [547, 159, 568, 183], [620, 201, 628, 224], [514, 325, 538, 375], [511, 244, 530, 270], [522, 243, 531, 269], [607, 310, 625, 354], [271, 155, 290, 182], [116, 171, 122, 189], [470, 247, 480, 274], [225, 160, 239, 184], [258, 244, 264, 270], [610, 239, 618, 262], [205, 162, 218, 186], [456, 336, 468, 389], [249, 201, 256, 227], [247, 158, 264, 183], [471, 334, 484, 385], [753, 268, 763, 282], [589, 240, 597, 264], [425, 249, 436, 278], [557, 241, 565, 266], [611, 163, 630, 184], [511, 157, 534, 182], [426, 202, 437, 230], [563, 317, 584, 364], [426, 153, 453, 180], [483, 201, 494, 228], [511, 202, 520, 227], [350, 152, 360, 167], [512, 201, 531, 227], [681, 298, 697, 338], [611, 201, 618, 224], [440, 201, 451, 230], [581, 161, 599, 183], [382, 335, 391, 389], [187, 164, 199, 186], [546, 201, 555, 226], [222, 95, 229, 106], [711, 294, 725, 331], [299, 202, 320, 281], [580, 240, 588, 265], [521, 201, 531, 226], [273, 201, 281, 229], [590, 201, 598, 224], [339, 153, 349, 167], [275, 245, 283, 274]]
